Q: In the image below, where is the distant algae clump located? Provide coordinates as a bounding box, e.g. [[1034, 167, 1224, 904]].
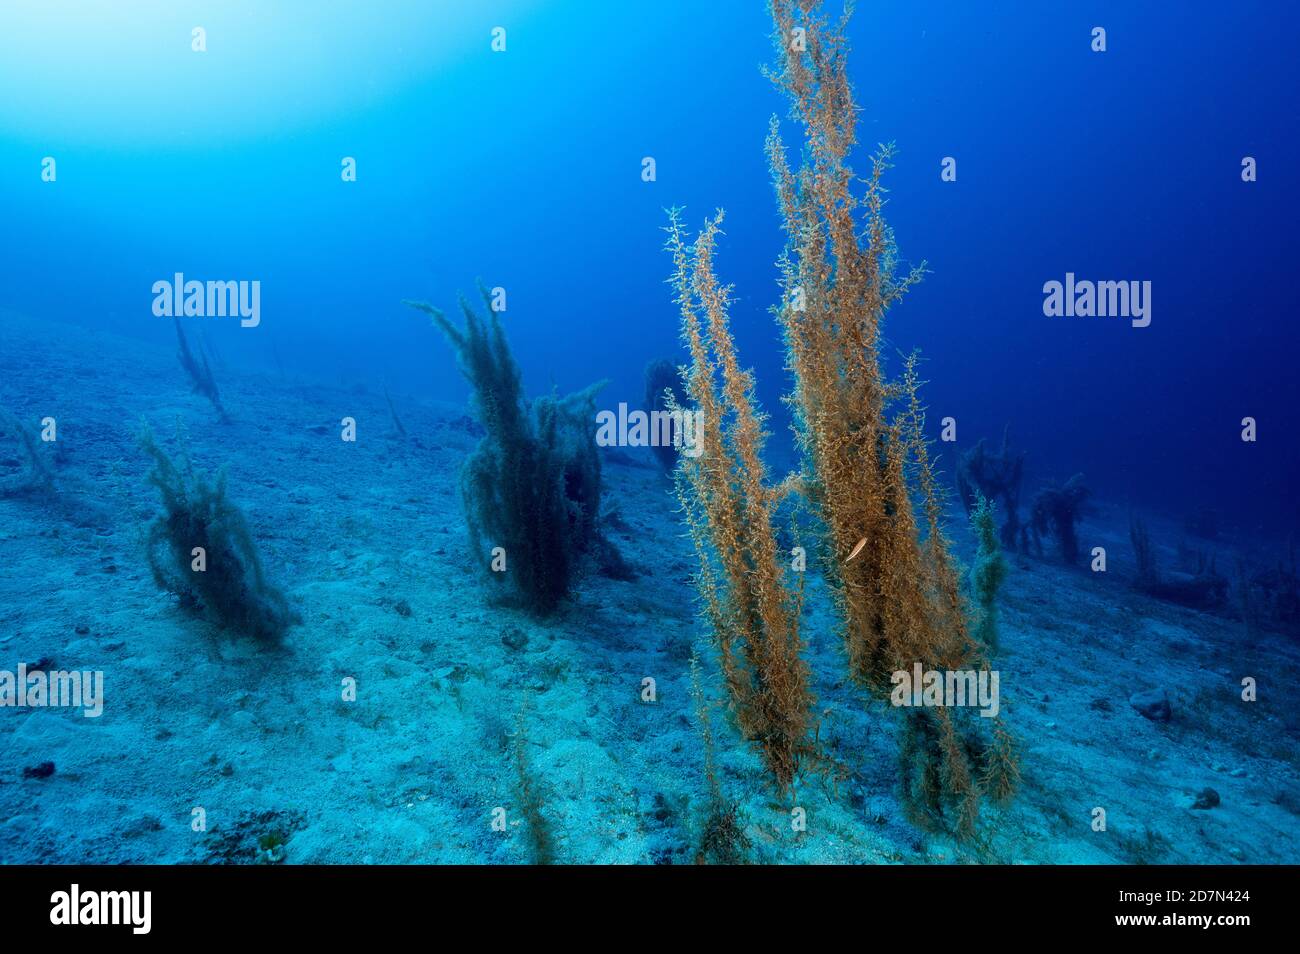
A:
[[404, 286, 607, 616], [669, 0, 1017, 835], [139, 424, 298, 643]]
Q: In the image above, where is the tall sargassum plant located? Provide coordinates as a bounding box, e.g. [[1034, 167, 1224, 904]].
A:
[[139, 423, 298, 642], [769, 0, 1000, 835], [666, 210, 815, 794], [404, 287, 606, 616], [765, 1, 969, 682], [672, 0, 1018, 834]]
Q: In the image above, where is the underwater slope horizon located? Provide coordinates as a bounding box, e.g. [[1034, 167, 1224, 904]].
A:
[[0, 0, 1297, 875]]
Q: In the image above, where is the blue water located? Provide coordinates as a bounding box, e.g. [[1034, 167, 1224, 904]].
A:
[[1, 1, 1297, 866], [4, 0, 1296, 530]]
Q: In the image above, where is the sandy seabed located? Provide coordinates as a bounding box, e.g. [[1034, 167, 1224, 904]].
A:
[[1, 312, 1297, 865]]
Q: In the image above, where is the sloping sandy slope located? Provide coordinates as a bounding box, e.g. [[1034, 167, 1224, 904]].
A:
[[1, 313, 1296, 864]]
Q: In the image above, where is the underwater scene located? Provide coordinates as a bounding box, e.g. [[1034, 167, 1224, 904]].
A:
[[1, 0, 1298, 871]]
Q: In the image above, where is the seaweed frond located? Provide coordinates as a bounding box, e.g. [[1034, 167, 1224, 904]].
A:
[[512, 703, 556, 865], [979, 716, 1021, 805], [689, 652, 751, 864], [383, 384, 407, 441], [173, 317, 227, 421], [0, 407, 56, 498], [970, 495, 1009, 652]]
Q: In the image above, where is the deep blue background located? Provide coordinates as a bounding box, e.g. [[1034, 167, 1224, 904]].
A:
[[2, 1, 1296, 537]]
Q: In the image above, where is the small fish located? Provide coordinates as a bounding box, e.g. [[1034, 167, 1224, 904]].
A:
[[845, 537, 867, 563]]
